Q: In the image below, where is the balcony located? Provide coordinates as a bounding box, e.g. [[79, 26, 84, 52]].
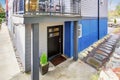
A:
[[13, 0, 81, 16], [12, 0, 82, 24]]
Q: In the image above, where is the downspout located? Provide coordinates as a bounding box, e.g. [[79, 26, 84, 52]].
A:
[[98, 0, 100, 39]]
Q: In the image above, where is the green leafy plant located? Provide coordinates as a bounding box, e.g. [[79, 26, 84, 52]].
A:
[[0, 20, 1, 23], [114, 18, 117, 24], [90, 74, 99, 80], [0, 13, 5, 18], [40, 53, 48, 66], [90, 70, 101, 80]]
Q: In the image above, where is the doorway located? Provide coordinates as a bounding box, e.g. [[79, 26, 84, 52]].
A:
[[47, 25, 63, 59]]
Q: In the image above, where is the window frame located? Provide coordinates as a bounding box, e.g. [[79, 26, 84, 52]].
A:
[[78, 24, 82, 38]]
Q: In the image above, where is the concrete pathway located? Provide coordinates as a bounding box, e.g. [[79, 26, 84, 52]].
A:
[[10, 59, 96, 80], [0, 23, 20, 80]]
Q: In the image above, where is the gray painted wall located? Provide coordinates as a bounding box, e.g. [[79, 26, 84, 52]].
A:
[[81, 0, 108, 17], [11, 24, 32, 72], [64, 0, 71, 13], [25, 24, 31, 72], [14, 24, 25, 68], [81, 0, 98, 17], [99, 0, 108, 17]]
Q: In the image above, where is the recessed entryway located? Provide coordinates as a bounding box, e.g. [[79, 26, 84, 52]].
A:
[[47, 25, 63, 60]]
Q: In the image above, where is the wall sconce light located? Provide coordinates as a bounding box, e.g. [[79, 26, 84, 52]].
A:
[[100, 0, 104, 5]]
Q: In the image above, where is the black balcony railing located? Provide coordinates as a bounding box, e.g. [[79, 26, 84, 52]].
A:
[[13, 0, 81, 16]]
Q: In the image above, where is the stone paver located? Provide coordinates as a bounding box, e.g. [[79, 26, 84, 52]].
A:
[[0, 23, 20, 80]]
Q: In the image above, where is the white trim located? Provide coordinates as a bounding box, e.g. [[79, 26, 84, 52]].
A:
[[78, 24, 82, 38]]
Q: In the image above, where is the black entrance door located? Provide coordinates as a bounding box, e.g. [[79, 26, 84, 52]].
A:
[[47, 25, 63, 59]]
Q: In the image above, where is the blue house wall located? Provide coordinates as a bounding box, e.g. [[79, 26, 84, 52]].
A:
[[99, 18, 108, 39], [64, 18, 107, 58], [78, 18, 99, 52]]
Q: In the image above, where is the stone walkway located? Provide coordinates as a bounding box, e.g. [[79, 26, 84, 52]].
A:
[[81, 34, 120, 69], [0, 23, 20, 80]]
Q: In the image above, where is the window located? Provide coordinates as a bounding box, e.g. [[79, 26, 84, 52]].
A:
[[54, 32, 59, 36], [19, 0, 24, 13], [72, 0, 81, 14], [13, 0, 24, 14], [25, 0, 29, 11], [78, 24, 82, 38], [54, 28, 59, 31], [29, 0, 38, 11], [13, 0, 17, 13]]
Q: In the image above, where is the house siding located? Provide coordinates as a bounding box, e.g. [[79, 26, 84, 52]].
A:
[[64, 0, 71, 13], [64, 18, 107, 56], [99, 0, 108, 18], [99, 18, 108, 39], [25, 24, 31, 72], [99, 0, 108, 38], [8, 0, 13, 31], [81, 0, 98, 17], [14, 24, 25, 67], [78, 18, 99, 52]]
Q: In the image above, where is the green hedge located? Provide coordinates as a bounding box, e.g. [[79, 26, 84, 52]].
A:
[[0, 13, 5, 24], [0, 13, 5, 18], [0, 18, 2, 24]]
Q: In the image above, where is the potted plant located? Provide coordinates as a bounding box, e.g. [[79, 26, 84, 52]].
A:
[[40, 53, 49, 75]]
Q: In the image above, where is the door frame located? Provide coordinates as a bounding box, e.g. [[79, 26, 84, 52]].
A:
[[47, 25, 63, 59]]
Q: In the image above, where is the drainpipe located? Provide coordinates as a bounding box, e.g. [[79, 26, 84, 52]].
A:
[[98, 0, 100, 39]]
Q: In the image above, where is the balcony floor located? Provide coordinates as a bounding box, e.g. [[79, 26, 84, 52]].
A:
[[13, 14, 82, 24]]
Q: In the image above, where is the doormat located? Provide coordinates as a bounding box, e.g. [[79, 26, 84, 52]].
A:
[[50, 55, 66, 66]]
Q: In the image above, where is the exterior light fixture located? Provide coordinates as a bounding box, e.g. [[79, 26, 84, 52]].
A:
[[100, 0, 104, 5]]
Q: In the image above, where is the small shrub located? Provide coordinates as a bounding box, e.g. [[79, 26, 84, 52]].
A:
[[0, 13, 5, 18], [114, 19, 117, 24], [91, 74, 99, 80], [40, 53, 48, 66], [0, 18, 2, 24]]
